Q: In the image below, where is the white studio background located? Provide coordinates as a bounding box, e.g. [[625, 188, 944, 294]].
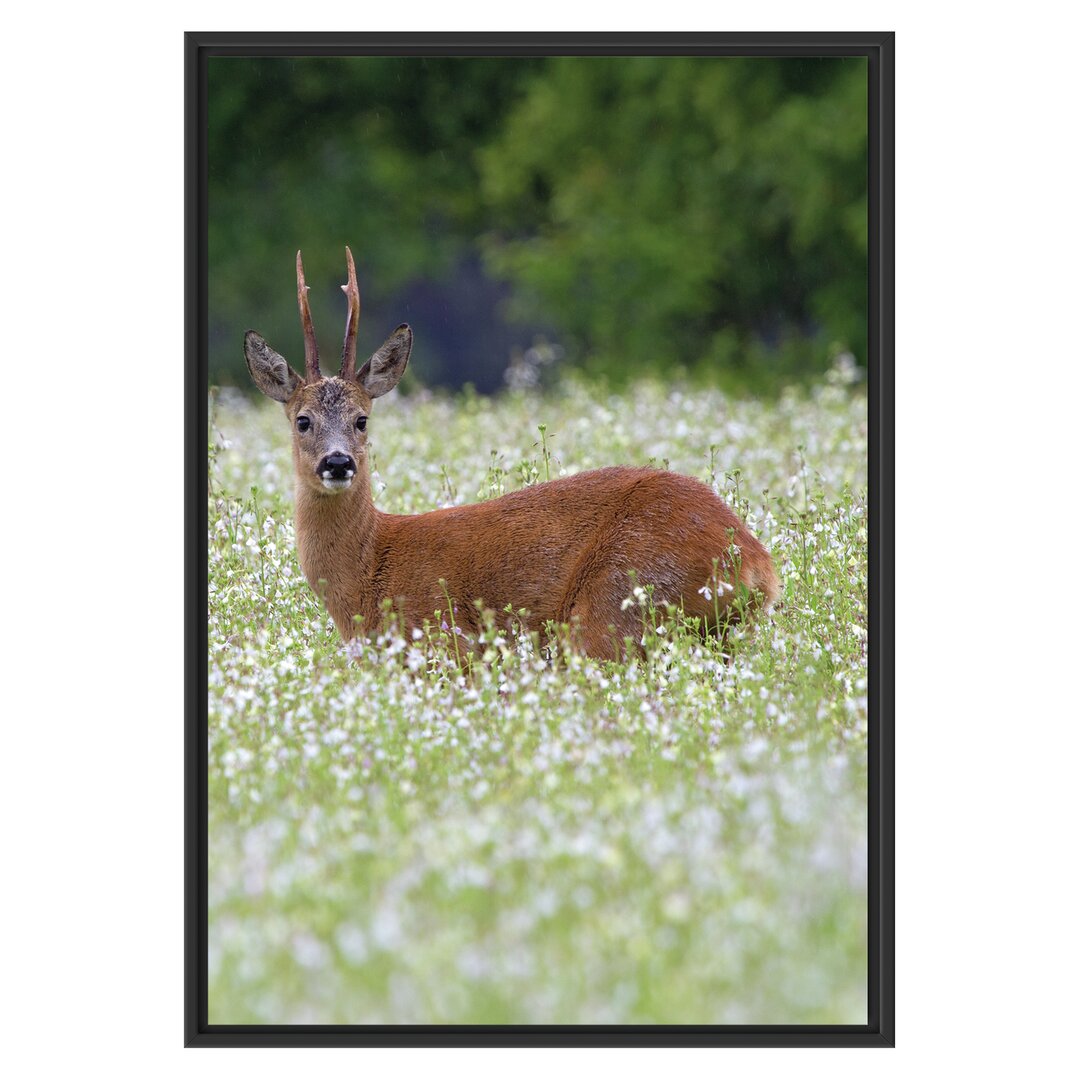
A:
[[0, 3, 1074, 1078]]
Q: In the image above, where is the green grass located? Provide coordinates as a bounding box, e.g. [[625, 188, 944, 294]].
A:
[[207, 364, 868, 1024]]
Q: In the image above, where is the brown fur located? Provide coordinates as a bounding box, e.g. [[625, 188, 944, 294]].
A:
[[298, 459, 778, 655], [244, 255, 780, 660]]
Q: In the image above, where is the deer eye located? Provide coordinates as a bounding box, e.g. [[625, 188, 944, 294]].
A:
[[356, 416, 367, 431], [296, 416, 311, 432]]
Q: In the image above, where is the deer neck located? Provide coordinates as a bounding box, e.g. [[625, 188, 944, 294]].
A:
[[293, 463, 381, 637]]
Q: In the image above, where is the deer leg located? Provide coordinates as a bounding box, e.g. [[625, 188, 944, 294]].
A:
[[564, 578, 640, 661]]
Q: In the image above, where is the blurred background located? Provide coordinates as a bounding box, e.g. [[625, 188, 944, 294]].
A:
[[208, 55, 867, 395]]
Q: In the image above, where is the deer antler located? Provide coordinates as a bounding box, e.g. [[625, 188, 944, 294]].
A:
[[296, 250, 320, 381], [340, 245, 361, 380]]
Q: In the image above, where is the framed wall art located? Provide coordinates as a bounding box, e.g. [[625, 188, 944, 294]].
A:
[[186, 30, 894, 1047]]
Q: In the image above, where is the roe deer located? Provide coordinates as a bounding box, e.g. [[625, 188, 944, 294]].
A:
[[244, 248, 780, 659]]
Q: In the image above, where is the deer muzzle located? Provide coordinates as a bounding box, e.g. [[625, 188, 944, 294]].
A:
[[318, 453, 356, 491]]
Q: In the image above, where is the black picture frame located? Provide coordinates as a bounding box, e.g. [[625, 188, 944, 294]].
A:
[[186, 30, 894, 1048]]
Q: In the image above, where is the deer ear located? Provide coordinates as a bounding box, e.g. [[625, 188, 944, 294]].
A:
[[357, 324, 412, 399], [244, 331, 303, 402]]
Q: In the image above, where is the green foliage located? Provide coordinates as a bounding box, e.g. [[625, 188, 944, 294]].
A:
[[478, 57, 868, 383], [208, 57, 540, 388], [208, 57, 866, 392]]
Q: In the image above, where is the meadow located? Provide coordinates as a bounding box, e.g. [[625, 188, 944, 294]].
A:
[[207, 362, 868, 1025]]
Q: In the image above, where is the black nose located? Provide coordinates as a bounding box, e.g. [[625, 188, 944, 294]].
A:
[[318, 453, 356, 480]]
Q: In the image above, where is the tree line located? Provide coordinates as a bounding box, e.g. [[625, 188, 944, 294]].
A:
[[208, 55, 867, 393]]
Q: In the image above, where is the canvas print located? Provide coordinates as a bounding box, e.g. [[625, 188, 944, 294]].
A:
[[205, 53, 871, 1026]]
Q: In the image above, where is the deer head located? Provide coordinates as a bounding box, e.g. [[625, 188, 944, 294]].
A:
[[244, 247, 412, 495]]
